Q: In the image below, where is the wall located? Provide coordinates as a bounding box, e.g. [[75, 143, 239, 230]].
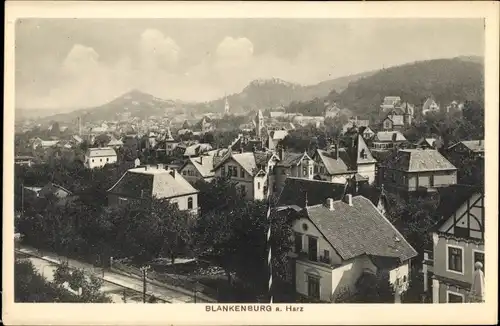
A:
[[357, 163, 376, 184], [432, 233, 484, 286], [179, 162, 202, 184], [331, 255, 377, 301], [169, 193, 199, 215], [389, 261, 410, 292], [253, 174, 267, 201], [385, 170, 457, 191], [215, 158, 255, 200], [85, 155, 117, 169], [295, 259, 333, 302]]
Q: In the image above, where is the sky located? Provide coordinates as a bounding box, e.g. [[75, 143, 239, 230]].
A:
[[15, 18, 484, 110]]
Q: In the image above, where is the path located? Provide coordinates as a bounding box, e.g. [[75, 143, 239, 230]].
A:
[[16, 246, 215, 303]]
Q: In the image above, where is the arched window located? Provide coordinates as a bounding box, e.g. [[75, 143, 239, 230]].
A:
[[187, 197, 193, 209]]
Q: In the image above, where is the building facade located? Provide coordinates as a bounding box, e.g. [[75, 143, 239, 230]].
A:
[[84, 147, 117, 169]]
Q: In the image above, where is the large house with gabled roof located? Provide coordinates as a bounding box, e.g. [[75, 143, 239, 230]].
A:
[[280, 193, 417, 302], [212, 151, 280, 201], [377, 148, 457, 193], [178, 154, 215, 184], [272, 149, 315, 195], [84, 147, 117, 169], [108, 164, 199, 215]]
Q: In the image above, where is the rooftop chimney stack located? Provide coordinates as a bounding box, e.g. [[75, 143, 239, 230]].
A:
[[344, 194, 353, 206], [279, 146, 285, 161], [169, 169, 176, 178], [326, 198, 334, 211]]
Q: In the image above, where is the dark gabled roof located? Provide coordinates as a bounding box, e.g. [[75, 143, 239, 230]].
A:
[[432, 184, 484, 231], [277, 152, 307, 167], [277, 177, 347, 208], [305, 196, 418, 262]]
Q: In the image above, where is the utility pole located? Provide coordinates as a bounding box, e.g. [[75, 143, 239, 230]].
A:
[[140, 265, 150, 303]]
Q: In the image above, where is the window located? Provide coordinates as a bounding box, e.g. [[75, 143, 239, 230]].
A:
[[100, 159, 103, 162], [430, 174, 435, 187], [240, 167, 245, 178], [447, 246, 464, 273], [447, 291, 464, 303], [294, 233, 303, 253], [323, 250, 330, 259], [309, 166, 313, 175], [308, 236, 318, 262], [302, 166, 308, 176], [240, 185, 246, 195], [473, 251, 485, 273], [360, 149, 367, 159], [221, 166, 225, 176], [187, 197, 193, 209], [183, 171, 187, 175], [106, 158, 109, 162], [232, 166, 238, 177], [257, 182, 261, 190], [92, 159, 94, 163], [307, 276, 320, 299]]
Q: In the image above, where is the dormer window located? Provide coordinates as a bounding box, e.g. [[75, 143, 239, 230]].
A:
[[360, 149, 367, 159]]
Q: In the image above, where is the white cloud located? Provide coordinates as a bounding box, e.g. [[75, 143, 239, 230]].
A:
[[139, 29, 180, 71]]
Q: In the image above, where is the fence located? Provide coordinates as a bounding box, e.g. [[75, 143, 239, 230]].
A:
[[110, 261, 218, 300]]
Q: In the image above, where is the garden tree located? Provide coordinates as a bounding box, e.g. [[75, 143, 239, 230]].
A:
[[354, 272, 395, 303], [94, 134, 111, 147], [15, 259, 111, 303], [384, 191, 440, 252], [194, 200, 293, 298], [201, 132, 215, 145], [195, 177, 246, 215], [150, 198, 195, 264]]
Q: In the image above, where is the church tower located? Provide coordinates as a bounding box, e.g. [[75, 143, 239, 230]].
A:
[[224, 95, 230, 115], [256, 109, 265, 139]]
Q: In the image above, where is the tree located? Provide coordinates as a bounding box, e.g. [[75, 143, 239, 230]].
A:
[[354, 272, 395, 303], [194, 199, 293, 298], [52, 263, 111, 302], [195, 177, 245, 215], [94, 134, 111, 147], [15, 259, 111, 303]]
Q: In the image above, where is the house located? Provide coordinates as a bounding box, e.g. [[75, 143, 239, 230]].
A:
[[266, 130, 289, 151], [15, 156, 34, 167], [38, 182, 73, 199], [422, 185, 484, 303], [212, 151, 279, 201], [446, 101, 464, 113], [342, 117, 370, 134], [179, 154, 215, 184], [378, 149, 457, 193], [183, 143, 213, 157], [415, 137, 438, 149], [380, 96, 402, 112], [314, 135, 377, 185], [286, 194, 417, 302], [447, 140, 484, 160], [324, 103, 341, 119], [361, 127, 375, 140], [107, 165, 199, 215], [273, 149, 315, 195], [31, 138, 60, 150], [293, 116, 325, 128], [422, 97, 440, 115], [107, 136, 124, 148], [276, 177, 347, 210], [381, 112, 405, 131], [371, 131, 407, 150], [84, 147, 117, 169]]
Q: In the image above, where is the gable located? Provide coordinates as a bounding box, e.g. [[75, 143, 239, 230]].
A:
[[439, 193, 484, 240]]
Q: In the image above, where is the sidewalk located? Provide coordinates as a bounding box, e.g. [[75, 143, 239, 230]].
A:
[[17, 245, 215, 303]]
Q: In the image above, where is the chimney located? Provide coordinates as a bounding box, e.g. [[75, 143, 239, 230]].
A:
[[344, 194, 353, 206], [335, 140, 339, 159], [199, 155, 203, 164], [326, 198, 334, 211], [144, 165, 148, 171], [169, 169, 176, 178], [279, 146, 285, 160], [157, 163, 164, 170]]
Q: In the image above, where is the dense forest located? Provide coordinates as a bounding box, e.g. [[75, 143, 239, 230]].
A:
[[284, 58, 484, 119]]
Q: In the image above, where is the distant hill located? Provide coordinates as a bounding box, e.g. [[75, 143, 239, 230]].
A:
[[336, 58, 484, 116], [25, 72, 374, 124], [286, 57, 484, 119]]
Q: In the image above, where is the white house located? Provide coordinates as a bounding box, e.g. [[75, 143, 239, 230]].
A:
[[212, 151, 280, 201], [286, 194, 417, 302], [84, 147, 117, 169]]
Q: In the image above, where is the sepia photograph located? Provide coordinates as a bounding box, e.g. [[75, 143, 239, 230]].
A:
[[3, 1, 499, 325]]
